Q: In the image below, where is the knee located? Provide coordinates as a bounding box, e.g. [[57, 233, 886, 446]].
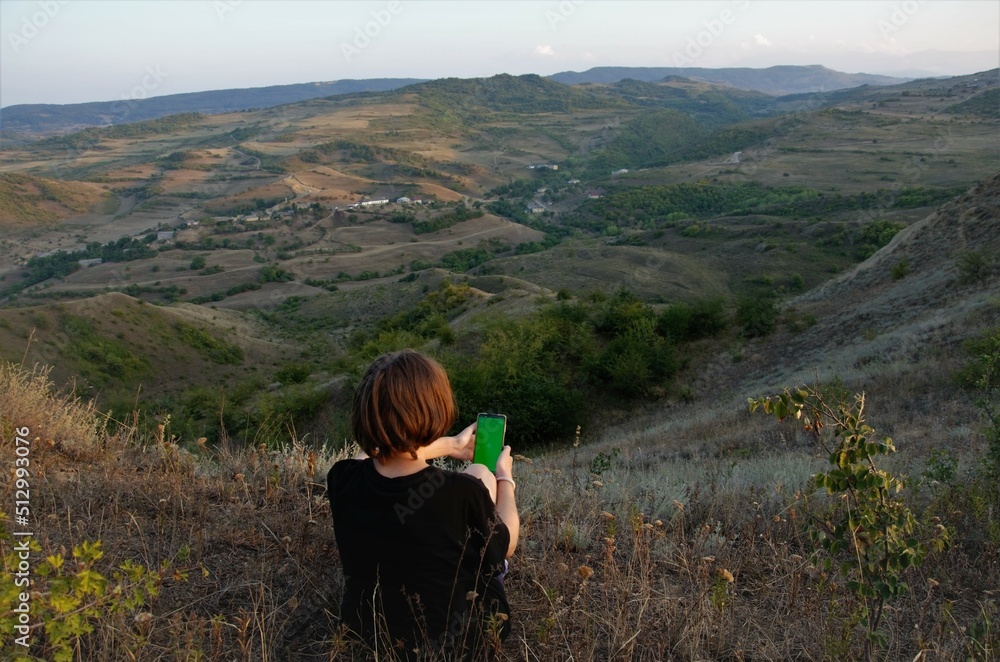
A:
[[464, 464, 497, 503]]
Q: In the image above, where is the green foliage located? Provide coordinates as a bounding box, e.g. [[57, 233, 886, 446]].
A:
[[603, 78, 777, 125], [275, 363, 311, 385], [446, 317, 588, 446], [736, 293, 779, 338], [891, 259, 910, 281], [412, 73, 625, 117], [943, 88, 1000, 119], [189, 255, 206, 270], [657, 297, 729, 342], [853, 220, 902, 260], [589, 448, 620, 476], [583, 109, 708, 175], [585, 182, 961, 234], [750, 386, 946, 661], [4, 237, 157, 298], [439, 289, 730, 447], [373, 281, 475, 343], [259, 264, 294, 283], [956, 250, 995, 285], [438, 238, 509, 272], [958, 326, 1000, 483], [818, 219, 904, 261], [60, 315, 151, 385], [0, 518, 179, 662], [588, 181, 820, 229], [411, 203, 484, 235], [174, 321, 244, 365], [921, 448, 958, 486]]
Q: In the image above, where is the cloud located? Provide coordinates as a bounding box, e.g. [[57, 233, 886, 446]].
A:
[[535, 45, 555, 56], [754, 34, 772, 47]]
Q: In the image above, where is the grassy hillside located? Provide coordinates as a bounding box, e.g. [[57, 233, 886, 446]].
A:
[[0, 292, 300, 424], [0, 173, 115, 225]]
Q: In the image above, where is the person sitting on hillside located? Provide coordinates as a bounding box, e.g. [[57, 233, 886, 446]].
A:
[[327, 349, 519, 660]]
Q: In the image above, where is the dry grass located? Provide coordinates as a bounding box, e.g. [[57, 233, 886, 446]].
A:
[[2, 358, 997, 661]]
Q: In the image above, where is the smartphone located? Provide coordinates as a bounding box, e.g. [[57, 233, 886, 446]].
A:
[[473, 413, 507, 473]]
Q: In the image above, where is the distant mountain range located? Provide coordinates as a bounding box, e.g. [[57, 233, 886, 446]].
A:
[[547, 65, 909, 96], [0, 78, 426, 136], [0, 65, 910, 138]]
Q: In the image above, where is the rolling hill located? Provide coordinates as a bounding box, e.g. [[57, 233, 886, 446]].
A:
[[0, 78, 427, 137], [549, 64, 908, 94]]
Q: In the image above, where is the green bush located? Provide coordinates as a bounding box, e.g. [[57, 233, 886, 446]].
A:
[[175, 322, 244, 365], [276, 363, 311, 385], [446, 317, 588, 446], [956, 250, 995, 285], [658, 297, 728, 342], [737, 293, 779, 338]]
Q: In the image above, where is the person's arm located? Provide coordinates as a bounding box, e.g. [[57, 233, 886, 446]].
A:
[[417, 421, 477, 462], [494, 446, 519, 558]]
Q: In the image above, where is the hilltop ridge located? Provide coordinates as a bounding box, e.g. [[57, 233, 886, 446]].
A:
[[548, 64, 909, 95]]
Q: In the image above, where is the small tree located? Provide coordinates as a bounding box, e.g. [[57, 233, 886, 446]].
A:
[[749, 385, 946, 661]]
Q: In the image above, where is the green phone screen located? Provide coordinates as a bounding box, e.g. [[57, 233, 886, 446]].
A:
[[473, 413, 506, 472]]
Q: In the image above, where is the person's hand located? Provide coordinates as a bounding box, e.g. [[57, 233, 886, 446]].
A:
[[495, 445, 513, 481], [418, 421, 477, 462], [447, 421, 477, 462]]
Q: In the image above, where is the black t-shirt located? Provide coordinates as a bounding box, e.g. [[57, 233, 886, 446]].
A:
[[327, 458, 510, 657]]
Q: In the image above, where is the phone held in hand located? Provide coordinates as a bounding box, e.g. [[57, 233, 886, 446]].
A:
[[473, 413, 507, 472]]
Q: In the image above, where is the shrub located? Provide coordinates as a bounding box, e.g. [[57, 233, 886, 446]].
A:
[[658, 297, 727, 342], [891, 259, 910, 281], [957, 250, 995, 285], [736, 293, 778, 338], [750, 386, 947, 661], [275, 363, 311, 385]]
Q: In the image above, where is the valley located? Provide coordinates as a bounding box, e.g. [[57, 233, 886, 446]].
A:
[[1, 64, 999, 660], [0, 70, 997, 441]]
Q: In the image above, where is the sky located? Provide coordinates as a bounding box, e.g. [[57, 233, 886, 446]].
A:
[[1, 0, 998, 108]]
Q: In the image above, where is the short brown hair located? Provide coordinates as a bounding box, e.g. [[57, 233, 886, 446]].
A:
[[351, 350, 457, 461]]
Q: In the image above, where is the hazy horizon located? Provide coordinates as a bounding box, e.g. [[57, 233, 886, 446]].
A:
[[1, 0, 998, 109]]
